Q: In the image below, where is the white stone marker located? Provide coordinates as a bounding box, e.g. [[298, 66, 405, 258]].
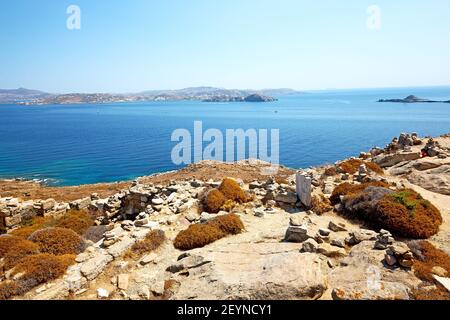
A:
[[296, 172, 312, 208]]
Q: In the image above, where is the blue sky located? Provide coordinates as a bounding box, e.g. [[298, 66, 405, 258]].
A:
[[1, 0, 450, 93]]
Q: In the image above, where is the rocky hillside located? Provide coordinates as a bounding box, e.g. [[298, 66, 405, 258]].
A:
[[0, 134, 449, 300]]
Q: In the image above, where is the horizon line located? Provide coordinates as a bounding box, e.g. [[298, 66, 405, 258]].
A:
[[3, 83, 450, 95]]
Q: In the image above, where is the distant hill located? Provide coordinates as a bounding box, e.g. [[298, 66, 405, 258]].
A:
[[0, 88, 50, 102], [139, 87, 304, 98], [1, 86, 304, 105]]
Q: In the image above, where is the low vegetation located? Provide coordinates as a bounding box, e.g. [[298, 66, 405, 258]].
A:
[[204, 178, 250, 213], [409, 241, 450, 300], [53, 210, 94, 235], [10, 216, 57, 239], [218, 178, 249, 203], [375, 190, 442, 239], [331, 182, 442, 239], [0, 253, 75, 300], [0, 212, 6, 235], [28, 227, 85, 255], [0, 210, 94, 300], [205, 189, 227, 213], [338, 159, 384, 175], [174, 213, 245, 250], [3, 239, 40, 270], [310, 195, 333, 215], [128, 229, 166, 258], [330, 181, 390, 205], [410, 241, 450, 282]]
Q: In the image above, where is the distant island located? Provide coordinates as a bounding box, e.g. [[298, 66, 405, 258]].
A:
[[378, 95, 450, 103], [0, 87, 301, 105], [202, 93, 277, 103]]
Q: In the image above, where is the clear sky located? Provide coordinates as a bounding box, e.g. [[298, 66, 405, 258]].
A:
[[1, 0, 450, 93]]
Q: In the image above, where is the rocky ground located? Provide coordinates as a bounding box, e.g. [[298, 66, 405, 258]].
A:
[[1, 133, 449, 300]]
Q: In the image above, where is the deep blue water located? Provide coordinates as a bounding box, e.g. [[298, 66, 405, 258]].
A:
[[1, 86, 450, 186]]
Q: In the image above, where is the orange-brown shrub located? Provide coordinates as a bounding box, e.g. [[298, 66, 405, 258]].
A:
[[365, 162, 384, 175], [173, 223, 225, 251], [13, 253, 75, 285], [209, 213, 245, 235], [0, 211, 6, 235], [3, 239, 40, 270], [205, 189, 227, 213], [374, 190, 442, 239], [28, 227, 85, 255], [0, 281, 25, 301], [330, 181, 389, 204], [218, 178, 249, 203], [0, 235, 24, 258], [10, 216, 57, 239], [174, 213, 245, 250], [323, 166, 338, 177], [411, 287, 450, 300], [129, 229, 166, 257], [54, 210, 94, 235], [311, 195, 333, 215], [412, 241, 450, 283], [338, 159, 384, 175]]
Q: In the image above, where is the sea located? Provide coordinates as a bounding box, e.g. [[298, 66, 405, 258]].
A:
[[1, 86, 449, 186]]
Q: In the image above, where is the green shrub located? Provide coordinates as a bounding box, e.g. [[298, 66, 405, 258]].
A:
[[374, 189, 442, 239]]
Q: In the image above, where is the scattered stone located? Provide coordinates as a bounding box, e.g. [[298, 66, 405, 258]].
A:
[[134, 218, 149, 227], [140, 253, 158, 266], [97, 288, 109, 299], [117, 274, 129, 290], [328, 221, 347, 232], [285, 225, 312, 243], [80, 253, 113, 281], [374, 230, 394, 250], [319, 228, 331, 236], [384, 253, 397, 266], [347, 229, 378, 245], [301, 238, 319, 253], [431, 266, 448, 277], [152, 198, 164, 205], [330, 238, 346, 248], [433, 276, 450, 292], [317, 243, 346, 257], [289, 215, 303, 227]]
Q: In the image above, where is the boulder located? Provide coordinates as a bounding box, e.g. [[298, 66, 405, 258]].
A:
[[80, 252, 113, 280], [328, 221, 347, 232], [373, 151, 420, 168], [285, 225, 312, 243], [332, 281, 410, 300], [173, 242, 327, 300]]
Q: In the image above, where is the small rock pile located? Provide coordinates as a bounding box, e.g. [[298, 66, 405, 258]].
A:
[[384, 242, 414, 268], [421, 138, 448, 158]]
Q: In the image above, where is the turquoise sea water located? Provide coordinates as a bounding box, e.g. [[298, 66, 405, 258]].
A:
[[1, 86, 450, 186]]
